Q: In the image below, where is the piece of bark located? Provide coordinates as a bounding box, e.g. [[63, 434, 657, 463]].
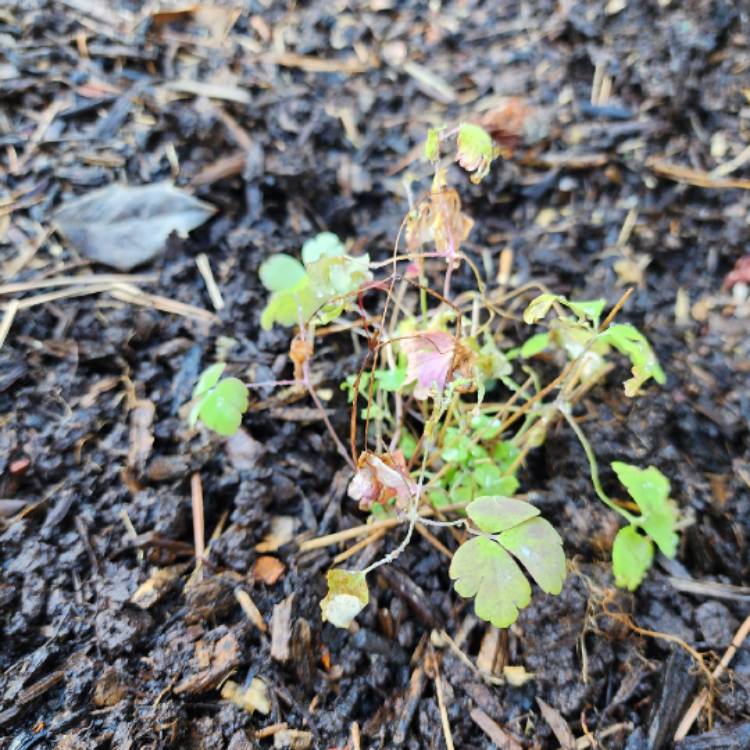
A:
[[676, 722, 750, 750], [647, 649, 698, 750], [393, 664, 426, 745]]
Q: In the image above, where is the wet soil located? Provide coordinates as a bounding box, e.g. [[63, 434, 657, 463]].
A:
[[1, 1, 749, 748]]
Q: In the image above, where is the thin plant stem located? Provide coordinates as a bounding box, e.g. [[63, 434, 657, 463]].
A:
[[302, 359, 355, 471], [558, 403, 636, 523]]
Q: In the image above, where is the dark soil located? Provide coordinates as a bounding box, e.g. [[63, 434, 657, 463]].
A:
[[1, 1, 749, 749]]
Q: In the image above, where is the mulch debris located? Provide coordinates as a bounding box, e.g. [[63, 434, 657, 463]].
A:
[[1, 1, 749, 748]]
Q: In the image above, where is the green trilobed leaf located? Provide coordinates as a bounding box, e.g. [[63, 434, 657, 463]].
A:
[[301, 232, 346, 265], [523, 293, 562, 324], [467, 497, 540, 534], [612, 525, 654, 591], [498, 517, 566, 594], [611, 462, 678, 557], [564, 298, 606, 327], [306, 254, 372, 299], [197, 378, 249, 436], [192, 362, 225, 400], [320, 569, 369, 628], [260, 280, 317, 330], [449, 536, 532, 628], [259, 254, 307, 292], [601, 323, 666, 396]]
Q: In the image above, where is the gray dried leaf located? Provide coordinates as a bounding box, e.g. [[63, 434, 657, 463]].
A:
[[54, 181, 216, 271]]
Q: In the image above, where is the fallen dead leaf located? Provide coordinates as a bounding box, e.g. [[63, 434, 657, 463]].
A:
[[54, 182, 215, 271]]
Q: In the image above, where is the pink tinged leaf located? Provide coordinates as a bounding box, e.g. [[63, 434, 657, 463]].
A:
[[347, 464, 379, 507], [723, 256, 750, 290], [402, 331, 456, 400]]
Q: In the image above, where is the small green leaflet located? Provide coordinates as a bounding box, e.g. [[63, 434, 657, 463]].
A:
[[259, 233, 372, 329], [456, 123, 495, 183], [189, 363, 249, 437], [258, 254, 307, 292], [301, 231, 346, 264], [451, 537, 531, 627], [467, 496, 539, 532], [450, 497, 566, 628], [600, 323, 666, 396], [424, 127, 442, 162], [519, 332, 550, 359], [566, 298, 605, 327], [523, 294, 562, 324], [612, 525, 653, 591], [611, 461, 678, 557], [523, 294, 606, 328], [320, 569, 369, 628]]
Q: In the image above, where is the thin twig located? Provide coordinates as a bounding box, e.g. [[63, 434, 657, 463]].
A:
[[674, 612, 750, 741], [190, 472, 205, 577], [0, 299, 18, 350], [196, 253, 225, 311]]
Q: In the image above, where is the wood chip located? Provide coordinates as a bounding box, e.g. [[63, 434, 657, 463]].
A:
[[0, 299, 18, 350], [235, 588, 267, 632], [165, 79, 251, 104], [470, 707, 523, 750], [536, 697, 576, 749], [109, 282, 219, 323], [647, 157, 750, 190], [130, 563, 189, 609], [127, 400, 155, 471], [174, 631, 240, 694], [252, 555, 286, 586], [196, 253, 225, 311], [222, 677, 271, 715], [270, 593, 295, 662], [402, 60, 457, 104], [256, 516, 297, 553], [273, 728, 313, 749]]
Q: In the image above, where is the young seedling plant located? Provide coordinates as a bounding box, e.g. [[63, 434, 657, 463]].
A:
[[189, 112, 680, 630]]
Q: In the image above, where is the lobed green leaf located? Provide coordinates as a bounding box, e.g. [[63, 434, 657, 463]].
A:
[[601, 323, 666, 396], [301, 232, 346, 265], [450, 536, 532, 628], [259, 254, 307, 293], [497, 516, 566, 594], [467, 496, 539, 534], [611, 461, 678, 557]]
